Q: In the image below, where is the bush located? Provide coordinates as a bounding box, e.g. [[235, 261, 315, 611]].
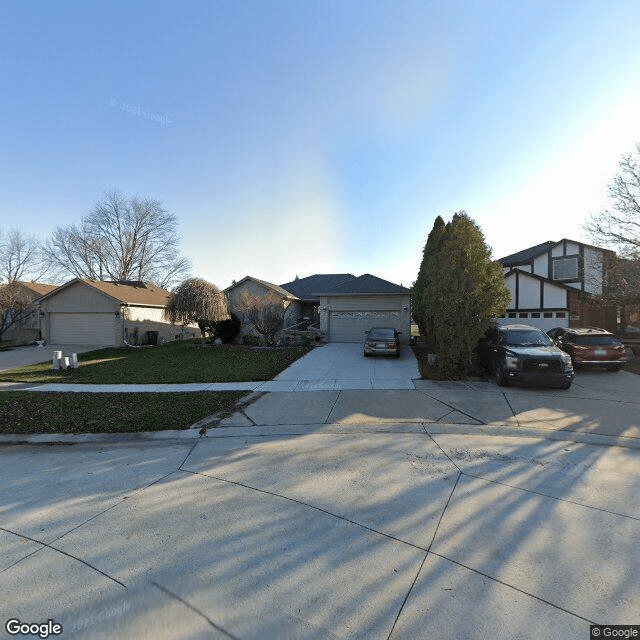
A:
[[242, 334, 264, 346], [209, 313, 241, 344]]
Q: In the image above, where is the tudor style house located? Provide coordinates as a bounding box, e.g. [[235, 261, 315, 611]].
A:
[[498, 239, 625, 332]]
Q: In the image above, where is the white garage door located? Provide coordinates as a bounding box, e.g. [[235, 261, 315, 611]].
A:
[[329, 311, 401, 342], [49, 313, 116, 346]]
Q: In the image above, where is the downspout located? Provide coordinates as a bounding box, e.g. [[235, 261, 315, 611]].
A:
[[121, 304, 127, 345]]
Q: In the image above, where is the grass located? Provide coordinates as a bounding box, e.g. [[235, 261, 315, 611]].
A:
[[625, 356, 640, 375], [0, 340, 308, 434], [0, 340, 310, 384], [0, 391, 247, 434]]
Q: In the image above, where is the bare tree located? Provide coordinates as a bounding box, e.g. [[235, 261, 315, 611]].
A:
[[0, 282, 34, 342], [0, 228, 47, 283], [236, 291, 287, 346], [43, 190, 191, 288], [584, 143, 640, 260], [164, 278, 228, 345]]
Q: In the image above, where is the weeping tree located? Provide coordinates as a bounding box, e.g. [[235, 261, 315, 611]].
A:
[[164, 278, 228, 345]]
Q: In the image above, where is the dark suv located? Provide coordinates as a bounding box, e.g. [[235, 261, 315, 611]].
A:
[[478, 324, 574, 389], [547, 327, 626, 371]]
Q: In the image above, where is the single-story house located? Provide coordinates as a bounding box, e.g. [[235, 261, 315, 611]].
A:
[[314, 274, 411, 344], [1, 281, 58, 344], [38, 279, 198, 347], [224, 276, 301, 340], [226, 273, 411, 344], [497, 238, 638, 332]]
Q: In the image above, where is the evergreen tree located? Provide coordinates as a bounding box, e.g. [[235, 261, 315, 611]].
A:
[[414, 212, 510, 376], [412, 215, 446, 338]]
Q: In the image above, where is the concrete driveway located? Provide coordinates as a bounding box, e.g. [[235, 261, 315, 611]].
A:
[[1, 368, 640, 638], [0, 344, 103, 372], [268, 342, 421, 390]]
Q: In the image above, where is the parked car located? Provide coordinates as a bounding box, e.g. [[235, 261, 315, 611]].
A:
[[546, 327, 627, 371], [477, 324, 574, 389], [364, 327, 401, 357]]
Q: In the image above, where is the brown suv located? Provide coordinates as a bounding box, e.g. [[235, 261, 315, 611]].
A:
[[547, 327, 627, 371]]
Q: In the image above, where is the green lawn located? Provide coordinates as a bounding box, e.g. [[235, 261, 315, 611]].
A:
[[0, 341, 310, 434], [625, 356, 640, 375], [0, 341, 310, 384], [0, 391, 247, 434]]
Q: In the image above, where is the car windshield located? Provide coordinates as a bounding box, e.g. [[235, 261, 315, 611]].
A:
[[367, 328, 396, 340], [573, 335, 620, 346], [503, 329, 553, 346]]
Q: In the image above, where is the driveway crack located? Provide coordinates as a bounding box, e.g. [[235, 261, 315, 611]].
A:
[[149, 580, 241, 639], [0, 525, 127, 588], [386, 471, 462, 640]]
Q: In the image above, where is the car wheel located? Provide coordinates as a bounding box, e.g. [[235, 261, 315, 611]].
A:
[[363, 352, 370, 357], [607, 364, 622, 372], [558, 380, 572, 390], [495, 363, 508, 387]]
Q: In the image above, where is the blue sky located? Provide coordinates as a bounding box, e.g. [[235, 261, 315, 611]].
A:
[[2, 1, 640, 289]]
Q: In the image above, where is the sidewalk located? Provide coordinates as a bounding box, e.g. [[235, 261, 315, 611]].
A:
[[0, 378, 419, 392]]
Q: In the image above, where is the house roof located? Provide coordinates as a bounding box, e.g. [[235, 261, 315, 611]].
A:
[[224, 276, 298, 300], [38, 279, 173, 307], [499, 241, 555, 266], [503, 268, 571, 290], [15, 281, 58, 297], [280, 274, 355, 300], [500, 238, 616, 267], [314, 273, 410, 296]]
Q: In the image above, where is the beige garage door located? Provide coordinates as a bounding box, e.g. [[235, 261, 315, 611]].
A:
[[329, 311, 401, 342], [49, 313, 116, 346]]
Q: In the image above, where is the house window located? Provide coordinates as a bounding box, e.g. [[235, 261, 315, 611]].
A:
[[552, 256, 578, 280], [508, 312, 517, 318], [556, 312, 566, 318], [518, 313, 528, 318], [544, 312, 553, 318], [531, 313, 540, 318]]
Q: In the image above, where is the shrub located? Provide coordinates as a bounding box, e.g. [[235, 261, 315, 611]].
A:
[[209, 313, 241, 343], [242, 334, 264, 347]]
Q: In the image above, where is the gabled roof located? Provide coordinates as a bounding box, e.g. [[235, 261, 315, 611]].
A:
[[499, 241, 555, 267], [503, 268, 570, 290], [314, 273, 410, 296], [38, 278, 173, 307], [224, 276, 298, 300], [14, 281, 58, 298], [500, 238, 616, 267], [280, 274, 355, 300]]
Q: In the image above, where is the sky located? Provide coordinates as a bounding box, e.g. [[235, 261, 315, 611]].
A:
[[2, 0, 640, 289]]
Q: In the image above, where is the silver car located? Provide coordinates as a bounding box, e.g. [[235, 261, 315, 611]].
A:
[[364, 327, 401, 357]]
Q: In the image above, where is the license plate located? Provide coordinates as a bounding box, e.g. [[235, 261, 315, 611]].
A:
[[594, 349, 607, 356], [376, 343, 387, 349]]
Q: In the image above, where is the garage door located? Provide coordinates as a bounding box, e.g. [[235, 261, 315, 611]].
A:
[[329, 311, 401, 342], [49, 313, 116, 346]]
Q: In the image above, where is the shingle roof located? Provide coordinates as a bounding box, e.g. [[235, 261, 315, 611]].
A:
[[224, 276, 298, 299], [314, 274, 410, 295], [85, 280, 173, 306], [499, 241, 555, 266], [280, 274, 355, 299], [15, 281, 58, 297], [39, 279, 173, 306]]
